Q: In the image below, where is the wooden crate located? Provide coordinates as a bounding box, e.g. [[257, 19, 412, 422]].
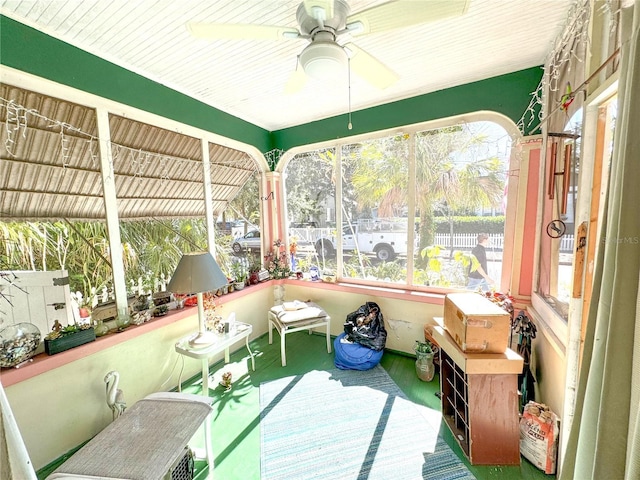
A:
[[443, 292, 510, 354]]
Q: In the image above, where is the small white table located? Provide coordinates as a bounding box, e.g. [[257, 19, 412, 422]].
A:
[[175, 322, 255, 394]]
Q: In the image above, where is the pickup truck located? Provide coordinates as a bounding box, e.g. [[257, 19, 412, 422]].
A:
[[314, 220, 415, 261]]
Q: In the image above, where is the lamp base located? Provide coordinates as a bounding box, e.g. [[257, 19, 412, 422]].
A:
[[188, 331, 217, 348]]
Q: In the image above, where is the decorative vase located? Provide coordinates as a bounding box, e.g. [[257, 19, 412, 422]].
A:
[[0, 323, 41, 367], [94, 319, 109, 337], [415, 350, 436, 382], [116, 314, 130, 330]]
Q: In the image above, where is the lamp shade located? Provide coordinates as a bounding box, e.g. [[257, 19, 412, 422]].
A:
[[167, 252, 228, 294]]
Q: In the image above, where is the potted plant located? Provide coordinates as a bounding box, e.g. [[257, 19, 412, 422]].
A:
[[414, 340, 438, 382], [248, 253, 262, 284], [264, 239, 292, 279], [44, 323, 96, 355], [230, 261, 248, 290], [153, 304, 169, 317]]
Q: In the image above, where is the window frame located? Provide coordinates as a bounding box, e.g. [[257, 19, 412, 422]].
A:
[[279, 112, 520, 294], [532, 75, 618, 348]]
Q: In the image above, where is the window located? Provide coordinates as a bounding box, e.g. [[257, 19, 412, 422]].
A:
[[536, 95, 617, 320], [284, 118, 512, 290], [537, 109, 583, 319]]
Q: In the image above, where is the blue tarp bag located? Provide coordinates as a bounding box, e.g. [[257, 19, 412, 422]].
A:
[[334, 302, 386, 370], [334, 332, 384, 370]]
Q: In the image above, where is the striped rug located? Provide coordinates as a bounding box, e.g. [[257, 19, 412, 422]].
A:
[[260, 365, 476, 480]]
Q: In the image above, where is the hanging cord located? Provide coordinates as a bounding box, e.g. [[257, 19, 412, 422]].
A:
[[347, 57, 353, 130], [533, 47, 620, 131]]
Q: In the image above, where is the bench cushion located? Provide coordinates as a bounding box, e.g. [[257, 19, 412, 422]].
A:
[[269, 303, 328, 324]]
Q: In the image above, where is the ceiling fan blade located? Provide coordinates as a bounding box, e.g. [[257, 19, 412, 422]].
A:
[[303, 0, 334, 20], [187, 22, 300, 40], [284, 58, 308, 94], [344, 43, 399, 90], [346, 0, 469, 36]]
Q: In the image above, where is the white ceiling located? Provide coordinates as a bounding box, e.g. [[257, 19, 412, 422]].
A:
[[1, 0, 573, 131]]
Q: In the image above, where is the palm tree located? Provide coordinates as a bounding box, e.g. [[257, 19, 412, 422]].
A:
[[346, 125, 505, 259], [347, 135, 409, 219]]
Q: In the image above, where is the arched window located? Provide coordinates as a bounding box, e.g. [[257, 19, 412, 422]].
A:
[[283, 116, 514, 291]]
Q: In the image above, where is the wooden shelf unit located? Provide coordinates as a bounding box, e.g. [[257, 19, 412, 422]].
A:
[[432, 324, 523, 466]]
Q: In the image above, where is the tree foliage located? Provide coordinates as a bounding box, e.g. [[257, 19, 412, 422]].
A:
[[0, 218, 233, 299], [284, 149, 336, 225]]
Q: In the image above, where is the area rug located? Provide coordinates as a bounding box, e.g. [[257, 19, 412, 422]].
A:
[[260, 365, 476, 480]]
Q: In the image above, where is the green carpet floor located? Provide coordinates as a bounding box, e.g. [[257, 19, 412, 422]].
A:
[[38, 331, 555, 480]]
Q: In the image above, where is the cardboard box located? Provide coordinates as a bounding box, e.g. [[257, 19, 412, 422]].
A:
[[444, 292, 511, 353]]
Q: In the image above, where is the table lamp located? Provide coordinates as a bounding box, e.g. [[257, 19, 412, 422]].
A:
[[167, 251, 228, 347]]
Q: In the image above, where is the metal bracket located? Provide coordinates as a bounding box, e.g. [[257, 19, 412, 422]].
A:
[[53, 276, 70, 286], [47, 302, 66, 310]]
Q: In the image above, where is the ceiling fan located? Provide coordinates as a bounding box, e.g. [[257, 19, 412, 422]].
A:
[[187, 0, 470, 93]]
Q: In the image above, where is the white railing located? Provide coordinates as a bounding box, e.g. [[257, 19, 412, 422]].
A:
[[289, 227, 333, 244], [434, 233, 504, 250], [290, 229, 575, 253], [434, 233, 574, 253]]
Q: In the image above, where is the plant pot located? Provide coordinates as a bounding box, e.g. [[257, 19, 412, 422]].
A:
[[45, 327, 96, 355], [234, 282, 245, 290]]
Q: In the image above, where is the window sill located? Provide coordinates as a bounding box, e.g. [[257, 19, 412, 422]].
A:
[[280, 277, 448, 305], [529, 293, 567, 357], [0, 281, 272, 388], [1, 279, 446, 387]]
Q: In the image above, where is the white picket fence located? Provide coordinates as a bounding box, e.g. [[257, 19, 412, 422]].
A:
[[88, 275, 170, 307], [434, 233, 574, 252], [290, 229, 576, 253]]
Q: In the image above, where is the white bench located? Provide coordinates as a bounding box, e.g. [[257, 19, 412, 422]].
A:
[[47, 392, 214, 480], [268, 302, 331, 367]]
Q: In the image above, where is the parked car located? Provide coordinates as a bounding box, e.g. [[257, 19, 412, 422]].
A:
[[232, 230, 261, 254], [231, 221, 258, 238]]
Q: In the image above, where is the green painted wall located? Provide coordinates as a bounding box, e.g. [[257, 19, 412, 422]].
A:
[[1, 15, 542, 165], [0, 15, 272, 152], [271, 67, 543, 152]]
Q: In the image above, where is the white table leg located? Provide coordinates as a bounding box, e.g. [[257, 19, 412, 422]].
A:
[[202, 358, 209, 395], [224, 347, 230, 364], [280, 330, 287, 367], [204, 412, 214, 479], [245, 336, 255, 371], [326, 320, 332, 353]]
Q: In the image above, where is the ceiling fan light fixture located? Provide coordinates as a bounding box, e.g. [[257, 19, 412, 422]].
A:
[[299, 41, 348, 81]]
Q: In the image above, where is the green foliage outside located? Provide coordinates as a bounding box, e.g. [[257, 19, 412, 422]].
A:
[[414, 246, 479, 288], [0, 219, 235, 301], [1, 172, 260, 302], [434, 216, 505, 234]]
